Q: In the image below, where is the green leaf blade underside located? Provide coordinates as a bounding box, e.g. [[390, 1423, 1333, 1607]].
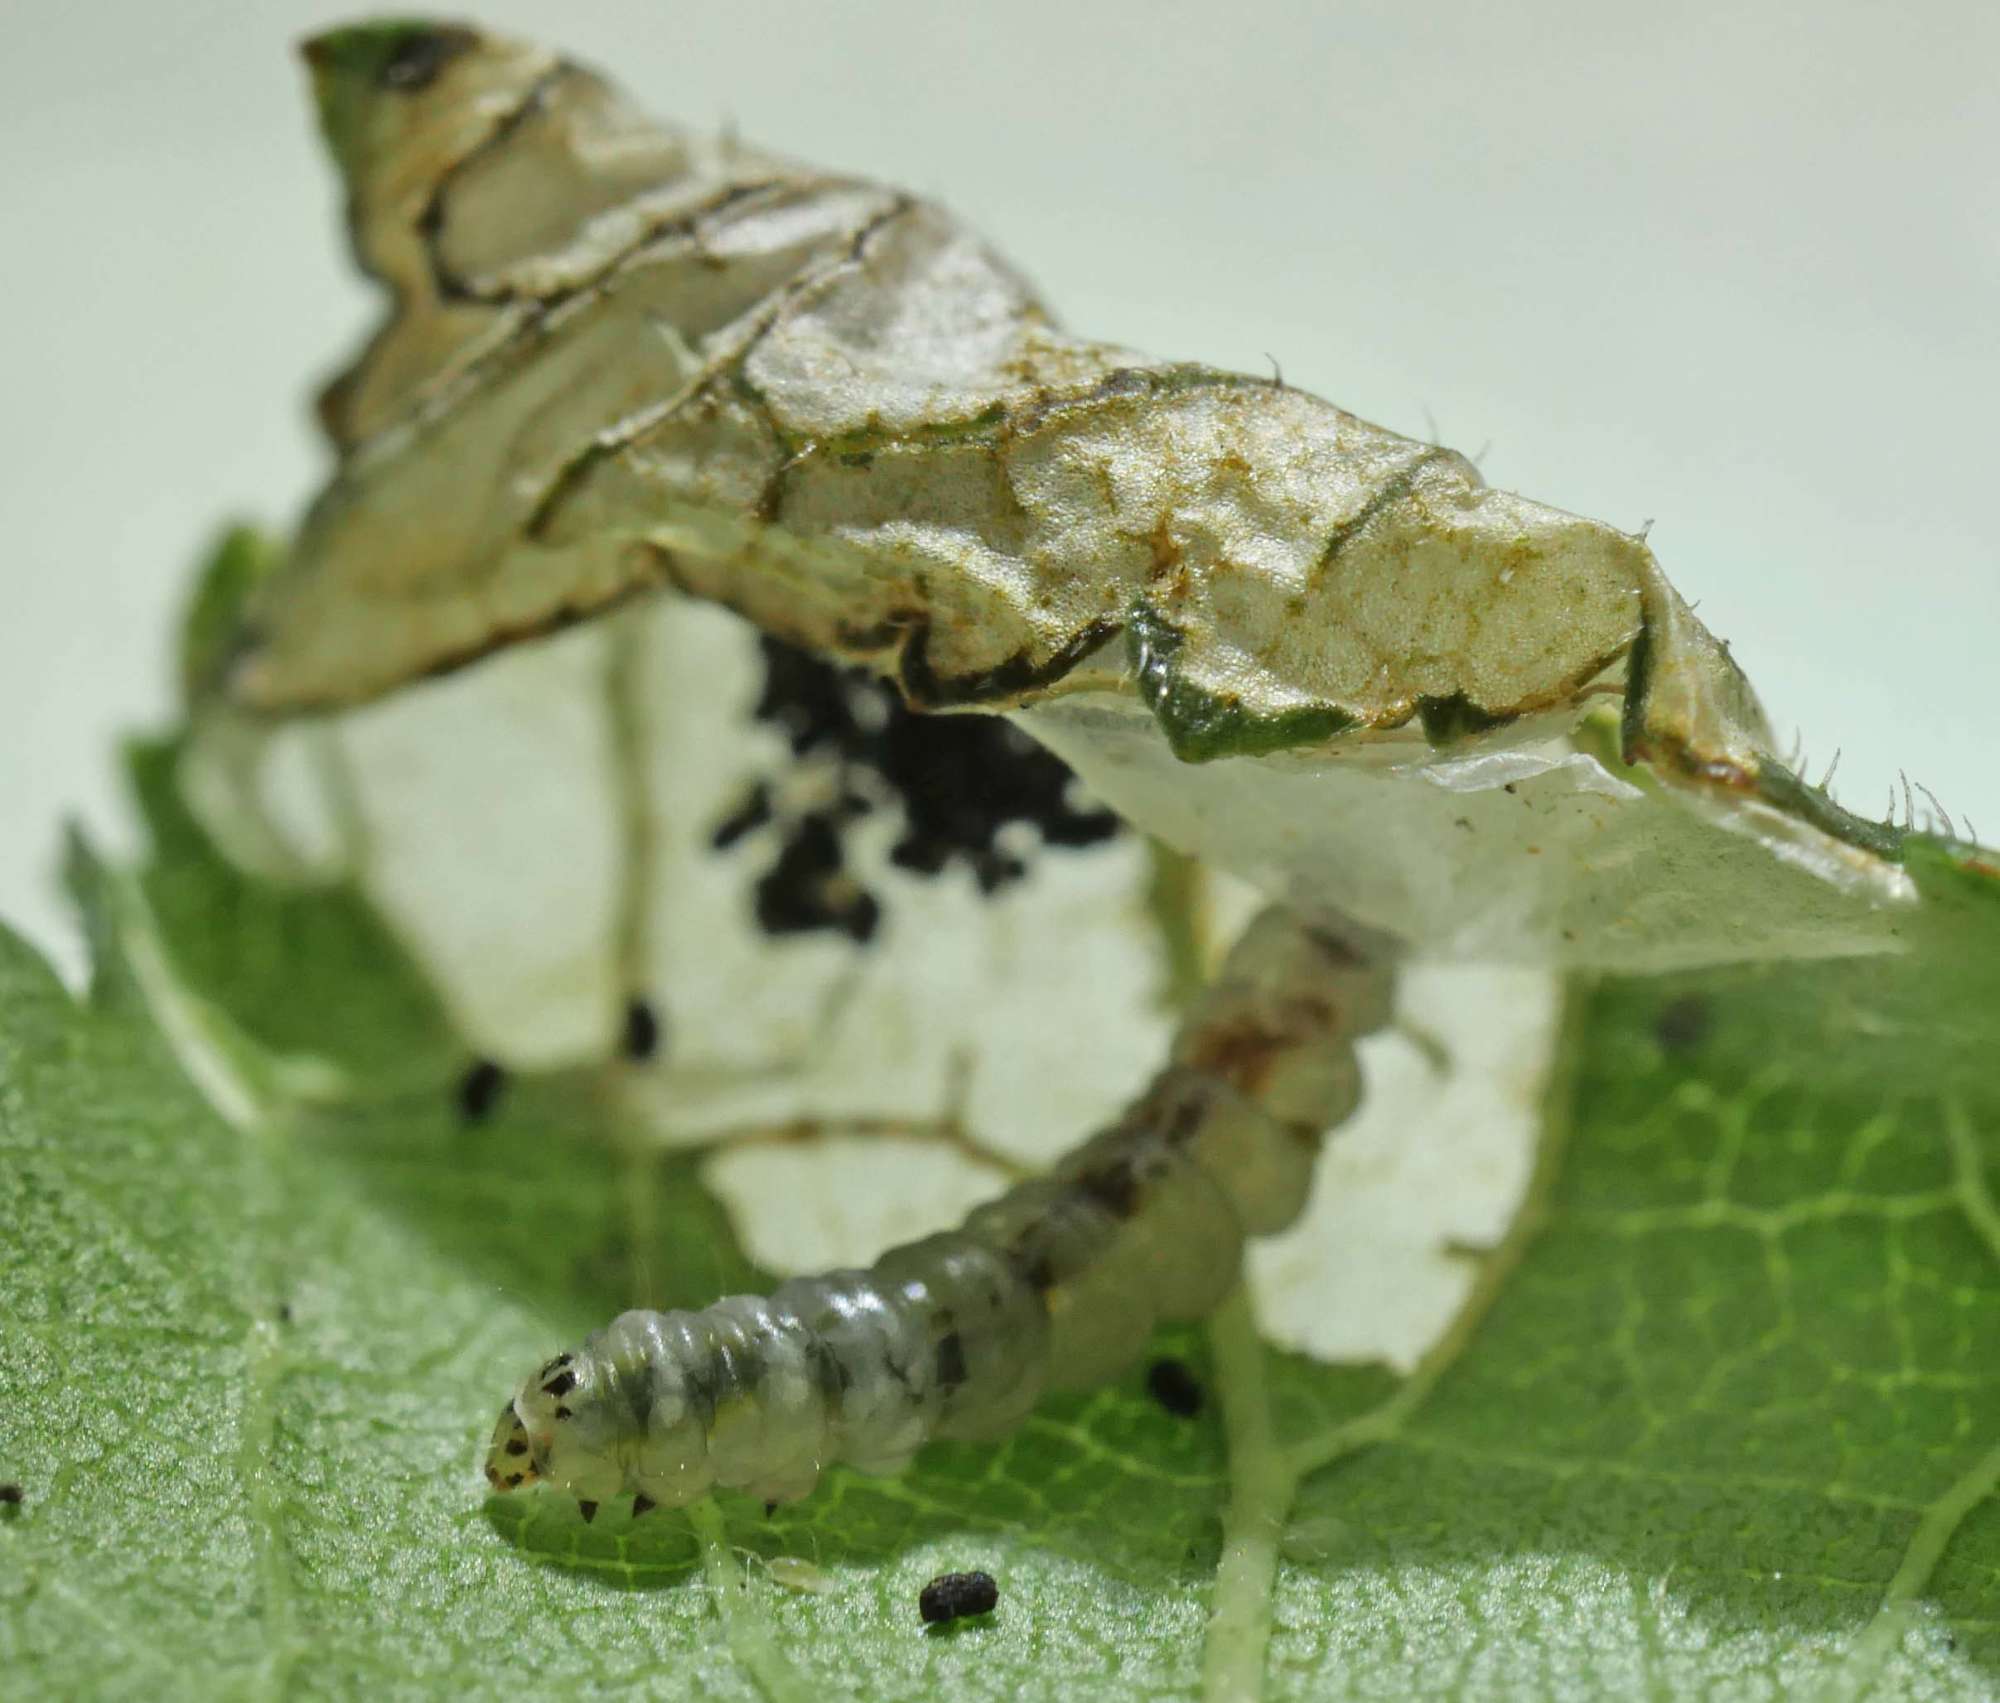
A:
[[1270, 845, 2000, 1691], [124, 733, 462, 1092], [1, 839, 1996, 1699]]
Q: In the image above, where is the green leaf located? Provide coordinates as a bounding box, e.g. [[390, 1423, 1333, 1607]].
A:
[[176, 524, 282, 709], [3, 790, 1997, 1697], [123, 731, 463, 1093], [1264, 840, 2000, 1696]]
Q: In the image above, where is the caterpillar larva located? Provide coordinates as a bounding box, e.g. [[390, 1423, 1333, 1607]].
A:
[[485, 907, 1390, 1512]]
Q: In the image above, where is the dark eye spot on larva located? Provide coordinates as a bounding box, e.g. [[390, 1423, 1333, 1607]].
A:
[[541, 1369, 578, 1398], [631, 1494, 657, 1517], [1655, 994, 1711, 1055], [576, 1500, 599, 1524], [623, 997, 663, 1062], [919, 1569, 999, 1626], [1146, 1357, 1205, 1418], [713, 635, 1120, 945], [455, 1059, 506, 1124]]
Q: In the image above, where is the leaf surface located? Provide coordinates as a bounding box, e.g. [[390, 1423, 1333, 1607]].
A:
[[2, 773, 1996, 1699]]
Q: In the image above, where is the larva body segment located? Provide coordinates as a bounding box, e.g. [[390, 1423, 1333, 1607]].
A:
[[486, 905, 1390, 1508]]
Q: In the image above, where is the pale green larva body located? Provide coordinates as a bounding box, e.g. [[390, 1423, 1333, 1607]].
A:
[[485, 908, 1389, 1512]]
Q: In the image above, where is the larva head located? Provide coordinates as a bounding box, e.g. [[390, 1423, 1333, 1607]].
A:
[[483, 1401, 541, 1494], [483, 1350, 626, 1502]]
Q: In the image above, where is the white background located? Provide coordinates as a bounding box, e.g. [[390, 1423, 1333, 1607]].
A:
[[2, 0, 1994, 968]]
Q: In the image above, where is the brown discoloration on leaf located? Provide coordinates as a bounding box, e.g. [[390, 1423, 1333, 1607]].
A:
[[226, 24, 1691, 774], [1145, 512, 1185, 589], [232, 23, 1911, 970]]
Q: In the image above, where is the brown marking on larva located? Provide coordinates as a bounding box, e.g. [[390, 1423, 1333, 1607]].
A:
[[504, 1439, 528, 1457], [504, 1473, 526, 1489], [577, 1500, 599, 1523], [1178, 1008, 1336, 1098], [632, 1494, 657, 1517], [541, 1369, 577, 1398], [484, 1465, 502, 1486], [1074, 1159, 1142, 1220], [935, 1330, 969, 1390], [553, 1405, 573, 1419], [804, 1336, 848, 1406], [1154, 1082, 1210, 1149]]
